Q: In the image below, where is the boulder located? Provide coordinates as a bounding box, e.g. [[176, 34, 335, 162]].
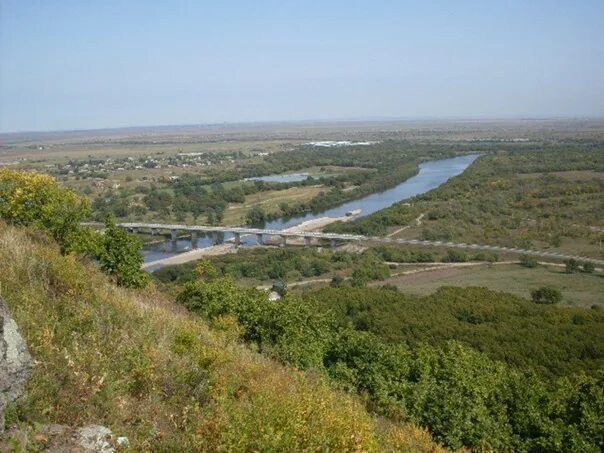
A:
[[0, 297, 33, 433]]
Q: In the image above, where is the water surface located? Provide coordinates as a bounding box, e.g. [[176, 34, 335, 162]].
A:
[[144, 154, 479, 264]]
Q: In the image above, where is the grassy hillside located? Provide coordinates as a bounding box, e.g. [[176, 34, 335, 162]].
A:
[[0, 223, 442, 452]]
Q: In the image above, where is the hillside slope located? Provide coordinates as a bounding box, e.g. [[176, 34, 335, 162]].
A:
[[0, 223, 442, 452]]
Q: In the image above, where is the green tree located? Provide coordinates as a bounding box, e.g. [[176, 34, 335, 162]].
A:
[[195, 259, 219, 281], [531, 286, 562, 305], [246, 206, 267, 226], [565, 258, 580, 273], [582, 262, 595, 273], [520, 254, 538, 268], [98, 217, 149, 288]]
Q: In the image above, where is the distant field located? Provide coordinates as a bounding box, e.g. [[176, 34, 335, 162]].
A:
[[385, 263, 604, 308], [1, 139, 299, 164]]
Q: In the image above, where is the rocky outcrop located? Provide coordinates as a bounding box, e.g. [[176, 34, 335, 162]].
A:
[[0, 297, 33, 433], [1, 423, 128, 452]]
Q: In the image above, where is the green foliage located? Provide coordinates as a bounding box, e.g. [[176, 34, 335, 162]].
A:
[[307, 285, 604, 378], [176, 278, 334, 369], [153, 247, 386, 285], [531, 286, 562, 305], [2, 224, 415, 452], [98, 217, 149, 288], [0, 168, 91, 249], [582, 261, 596, 273], [245, 205, 267, 226], [174, 279, 604, 451], [520, 254, 539, 268], [442, 249, 468, 263], [326, 146, 604, 259], [194, 259, 219, 281], [565, 258, 580, 273]]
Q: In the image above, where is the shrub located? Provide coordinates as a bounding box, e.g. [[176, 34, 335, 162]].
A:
[[520, 254, 538, 268], [0, 168, 90, 249], [531, 286, 562, 305], [565, 259, 580, 274], [582, 262, 595, 273]]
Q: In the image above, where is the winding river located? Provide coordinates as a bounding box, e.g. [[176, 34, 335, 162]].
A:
[[143, 154, 479, 263]]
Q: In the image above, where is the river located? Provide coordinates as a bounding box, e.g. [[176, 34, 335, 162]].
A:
[[143, 154, 479, 263]]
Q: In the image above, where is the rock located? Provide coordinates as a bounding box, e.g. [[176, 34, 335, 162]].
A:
[[2, 423, 124, 452], [0, 297, 33, 433], [78, 424, 114, 452]]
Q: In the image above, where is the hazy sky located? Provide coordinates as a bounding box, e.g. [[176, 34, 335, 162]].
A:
[[1, 0, 603, 132]]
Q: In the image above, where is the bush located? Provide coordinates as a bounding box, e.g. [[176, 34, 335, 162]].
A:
[[531, 286, 562, 305], [582, 262, 595, 273], [520, 254, 538, 268], [565, 259, 580, 274], [0, 168, 90, 249]]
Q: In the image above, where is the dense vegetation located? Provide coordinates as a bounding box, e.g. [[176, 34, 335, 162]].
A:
[[87, 141, 484, 225], [0, 168, 148, 287], [176, 275, 604, 451], [326, 145, 604, 258], [0, 224, 443, 451], [304, 285, 604, 378], [153, 247, 391, 286]]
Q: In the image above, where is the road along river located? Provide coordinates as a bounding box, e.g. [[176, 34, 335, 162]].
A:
[[143, 154, 480, 266]]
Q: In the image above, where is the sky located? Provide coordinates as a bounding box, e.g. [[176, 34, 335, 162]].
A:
[[1, 0, 603, 132]]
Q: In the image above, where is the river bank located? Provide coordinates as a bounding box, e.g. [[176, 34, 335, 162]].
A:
[[142, 154, 480, 267]]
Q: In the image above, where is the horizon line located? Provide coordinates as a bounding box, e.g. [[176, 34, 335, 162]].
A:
[[2, 115, 604, 136]]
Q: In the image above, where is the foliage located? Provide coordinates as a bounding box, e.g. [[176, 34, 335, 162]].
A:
[[531, 286, 562, 305], [173, 278, 604, 451], [520, 254, 539, 268], [565, 258, 580, 273], [245, 205, 267, 226], [0, 168, 90, 249], [326, 146, 604, 260], [97, 217, 149, 288], [307, 285, 604, 378], [0, 223, 440, 452]]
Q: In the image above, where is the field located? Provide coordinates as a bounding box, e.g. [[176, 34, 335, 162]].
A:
[[380, 262, 604, 308]]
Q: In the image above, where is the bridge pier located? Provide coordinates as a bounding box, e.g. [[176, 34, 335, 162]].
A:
[[330, 239, 336, 248], [191, 231, 198, 248], [280, 235, 287, 247], [304, 236, 312, 246], [170, 229, 178, 242], [150, 228, 157, 236], [212, 231, 218, 245], [233, 232, 241, 247], [256, 233, 264, 245]]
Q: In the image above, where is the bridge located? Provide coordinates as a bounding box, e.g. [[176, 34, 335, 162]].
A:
[[110, 222, 604, 266]]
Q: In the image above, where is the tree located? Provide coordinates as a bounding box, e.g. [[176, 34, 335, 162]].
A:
[[520, 254, 538, 268], [565, 259, 579, 274], [195, 259, 219, 281], [98, 217, 149, 288], [531, 286, 562, 305], [582, 262, 595, 273], [246, 206, 266, 226]]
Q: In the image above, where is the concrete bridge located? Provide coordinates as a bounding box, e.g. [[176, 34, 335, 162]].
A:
[[112, 222, 604, 266]]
